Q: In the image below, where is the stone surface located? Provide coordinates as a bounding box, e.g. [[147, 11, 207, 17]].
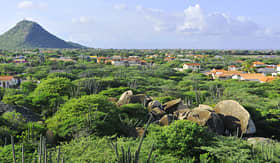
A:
[[214, 100, 256, 135], [159, 114, 175, 126], [117, 90, 133, 106], [151, 107, 166, 120], [176, 106, 224, 135], [175, 109, 192, 120], [163, 98, 186, 113], [148, 101, 162, 112], [135, 127, 145, 137]]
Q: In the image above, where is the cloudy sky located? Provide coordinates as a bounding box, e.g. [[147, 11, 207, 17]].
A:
[[1, 0, 280, 49]]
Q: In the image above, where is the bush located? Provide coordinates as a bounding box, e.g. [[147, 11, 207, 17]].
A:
[[118, 104, 149, 136], [46, 94, 120, 139], [99, 87, 131, 98], [147, 120, 214, 158], [201, 136, 252, 162]]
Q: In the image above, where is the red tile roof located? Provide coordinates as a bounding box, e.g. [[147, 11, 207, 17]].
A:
[[0, 76, 14, 81], [184, 63, 200, 66]]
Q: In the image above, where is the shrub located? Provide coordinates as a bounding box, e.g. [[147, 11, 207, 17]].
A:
[[46, 94, 120, 139], [147, 120, 214, 158]]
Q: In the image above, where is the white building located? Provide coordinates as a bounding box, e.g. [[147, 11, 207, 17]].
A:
[[183, 63, 201, 71], [228, 65, 238, 71], [0, 76, 21, 88], [277, 64, 280, 72]]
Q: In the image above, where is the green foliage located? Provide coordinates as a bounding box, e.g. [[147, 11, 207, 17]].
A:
[[147, 120, 214, 158], [118, 104, 149, 136], [201, 136, 252, 162], [46, 94, 120, 139], [47, 72, 78, 81], [31, 77, 74, 117], [20, 81, 37, 94], [156, 96, 177, 104], [99, 87, 131, 98], [2, 94, 28, 106], [0, 143, 37, 162]]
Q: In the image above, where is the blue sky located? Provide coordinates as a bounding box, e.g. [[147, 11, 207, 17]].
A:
[[0, 0, 280, 49]]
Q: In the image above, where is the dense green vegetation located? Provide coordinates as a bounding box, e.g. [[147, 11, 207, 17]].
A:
[[0, 48, 280, 162]]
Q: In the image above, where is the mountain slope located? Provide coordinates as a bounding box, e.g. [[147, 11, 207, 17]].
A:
[[0, 20, 86, 49]]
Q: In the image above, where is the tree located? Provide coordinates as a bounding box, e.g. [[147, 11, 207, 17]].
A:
[[46, 94, 120, 139], [31, 77, 74, 117], [148, 120, 213, 158]]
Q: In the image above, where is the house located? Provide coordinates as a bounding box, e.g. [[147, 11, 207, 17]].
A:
[[228, 65, 238, 71], [207, 69, 242, 80], [183, 63, 201, 71], [277, 64, 280, 72], [97, 57, 109, 64], [0, 76, 21, 88], [232, 73, 265, 82], [112, 56, 122, 60], [252, 61, 266, 67], [259, 76, 277, 83], [164, 57, 176, 62], [257, 66, 276, 75], [111, 60, 128, 66]]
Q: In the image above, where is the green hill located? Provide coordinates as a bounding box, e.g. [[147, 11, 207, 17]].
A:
[[0, 20, 86, 49]]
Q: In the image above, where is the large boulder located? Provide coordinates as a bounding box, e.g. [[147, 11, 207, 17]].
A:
[[159, 114, 175, 126], [151, 107, 166, 120], [176, 105, 224, 135], [117, 91, 152, 106], [117, 90, 133, 106], [147, 101, 162, 112], [163, 98, 186, 113], [214, 100, 256, 135], [175, 109, 191, 120]]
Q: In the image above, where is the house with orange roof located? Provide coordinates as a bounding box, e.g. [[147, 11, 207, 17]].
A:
[[207, 69, 243, 80], [183, 63, 201, 71], [232, 73, 265, 82], [252, 61, 266, 67], [0, 76, 21, 88], [228, 65, 238, 71], [259, 76, 278, 83], [97, 57, 110, 64]]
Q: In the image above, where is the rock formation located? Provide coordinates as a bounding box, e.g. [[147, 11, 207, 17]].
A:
[[214, 100, 256, 135]]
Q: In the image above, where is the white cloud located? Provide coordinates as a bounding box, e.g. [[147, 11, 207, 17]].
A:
[[113, 4, 127, 11], [72, 16, 93, 24], [177, 4, 205, 33], [17, 1, 48, 9], [136, 5, 164, 15], [176, 4, 267, 38], [136, 5, 178, 32], [17, 1, 33, 9]]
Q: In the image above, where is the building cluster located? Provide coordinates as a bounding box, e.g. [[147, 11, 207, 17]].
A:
[[206, 61, 280, 83], [92, 56, 149, 66]]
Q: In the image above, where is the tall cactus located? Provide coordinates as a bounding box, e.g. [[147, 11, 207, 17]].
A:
[[11, 136, 16, 163]]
